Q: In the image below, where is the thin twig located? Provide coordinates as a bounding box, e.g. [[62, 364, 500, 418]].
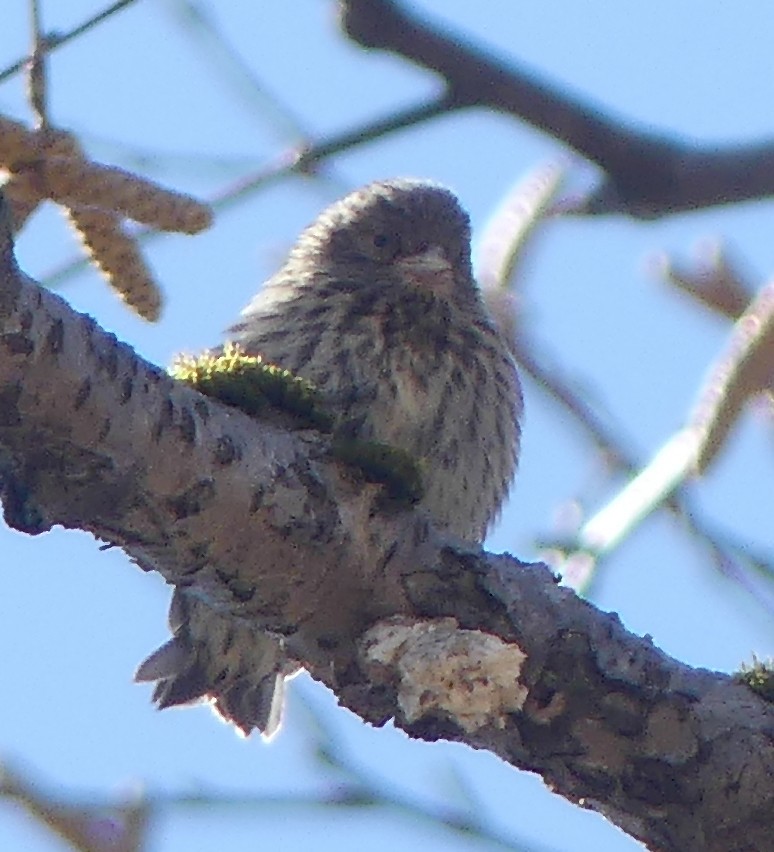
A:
[[27, 0, 49, 127], [0, 0, 139, 85]]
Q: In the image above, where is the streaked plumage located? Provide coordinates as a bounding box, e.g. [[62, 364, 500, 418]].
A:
[[136, 179, 522, 737]]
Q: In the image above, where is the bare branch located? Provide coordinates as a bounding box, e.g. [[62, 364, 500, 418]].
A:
[[340, 0, 774, 218], [0, 0, 139, 85], [0, 760, 148, 852], [654, 241, 754, 321], [689, 281, 774, 471]]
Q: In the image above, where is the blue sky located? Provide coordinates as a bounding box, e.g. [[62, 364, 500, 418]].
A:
[[1, 2, 773, 850]]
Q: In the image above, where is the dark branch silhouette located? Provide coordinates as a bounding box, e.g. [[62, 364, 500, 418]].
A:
[[340, 0, 774, 218]]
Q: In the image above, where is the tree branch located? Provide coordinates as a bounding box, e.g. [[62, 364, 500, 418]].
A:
[[1, 204, 773, 852], [340, 0, 774, 218]]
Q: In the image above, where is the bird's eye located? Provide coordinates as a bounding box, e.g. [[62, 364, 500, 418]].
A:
[[366, 231, 401, 261], [372, 233, 390, 249]]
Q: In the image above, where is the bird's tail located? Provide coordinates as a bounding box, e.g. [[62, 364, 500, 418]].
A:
[[135, 589, 298, 739]]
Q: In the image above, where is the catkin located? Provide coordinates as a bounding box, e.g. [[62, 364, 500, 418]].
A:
[[67, 205, 161, 322]]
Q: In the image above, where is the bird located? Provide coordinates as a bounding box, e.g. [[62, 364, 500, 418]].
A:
[[135, 178, 523, 738]]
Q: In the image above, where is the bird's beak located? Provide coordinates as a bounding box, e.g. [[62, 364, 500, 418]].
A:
[[395, 245, 454, 294]]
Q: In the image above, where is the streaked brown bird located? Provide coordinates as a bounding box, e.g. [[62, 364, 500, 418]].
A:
[[136, 179, 522, 737]]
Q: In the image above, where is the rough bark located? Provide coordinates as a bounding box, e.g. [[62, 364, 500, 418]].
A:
[[1, 209, 772, 852]]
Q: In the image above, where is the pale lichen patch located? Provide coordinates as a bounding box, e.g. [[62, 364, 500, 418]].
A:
[[360, 616, 528, 733]]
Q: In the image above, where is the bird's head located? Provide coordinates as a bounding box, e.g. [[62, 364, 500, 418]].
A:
[[289, 179, 478, 308]]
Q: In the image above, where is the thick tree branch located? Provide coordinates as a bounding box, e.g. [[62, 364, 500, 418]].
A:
[[1, 207, 773, 852], [340, 0, 774, 218]]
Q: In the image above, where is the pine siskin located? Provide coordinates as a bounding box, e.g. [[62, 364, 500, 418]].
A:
[[136, 179, 523, 737]]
